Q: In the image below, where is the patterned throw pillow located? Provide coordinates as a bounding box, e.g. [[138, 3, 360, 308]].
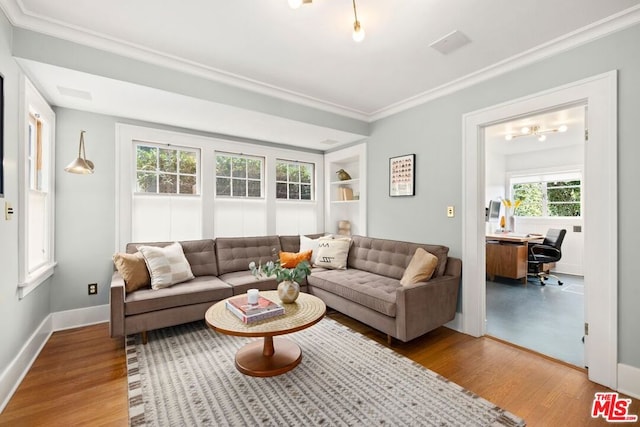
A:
[[112, 251, 151, 293], [400, 248, 438, 286], [279, 250, 313, 268], [314, 237, 351, 270], [138, 242, 195, 290], [300, 234, 332, 265]]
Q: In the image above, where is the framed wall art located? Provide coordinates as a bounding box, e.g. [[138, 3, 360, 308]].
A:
[[389, 154, 415, 197]]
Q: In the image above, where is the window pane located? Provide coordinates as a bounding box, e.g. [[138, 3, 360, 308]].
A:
[[232, 158, 246, 178], [232, 179, 246, 197], [137, 172, 157, 193], [159, 149, 177, 173], [247, 180, 261, 197], [159, 174, 177, 193], [216, 177, 231, 196], [288, 165, 300, 182], [549, 203, 581, 217], [548, 186, 580, 203], [301, 184, 311, 200], [288, 183, 300, 199], [276, 182, 287, 199], [179, 175, 196, 194], [247, 159, 261, 180], [513, 183, 543, 216], [276, 162, 287, 181], [216, 156, 231, 176], [300, 164, 312, 183], [137, 146, 157, 171], [179, 151, 197, 174]]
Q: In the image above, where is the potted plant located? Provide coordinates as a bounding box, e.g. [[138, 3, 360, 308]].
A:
[[249, 259, 311, 303]]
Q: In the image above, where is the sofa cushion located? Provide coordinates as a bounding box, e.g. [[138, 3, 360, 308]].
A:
[[216, 236, 281, 275], [314, 237, 351, 269], [400, 248, 438, 285], [308, 269, 399, 317], [112, 251, 150, 293], [218, 271, 279, 294], [348, 235, 449, 279], [124, 276, 233, 315], [279, 250, 312, 268], [127, 239, 218, 277], [138, 242, 195, 289]]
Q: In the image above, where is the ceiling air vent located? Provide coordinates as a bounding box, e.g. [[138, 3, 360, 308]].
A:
[[429, 30, 471, 55]]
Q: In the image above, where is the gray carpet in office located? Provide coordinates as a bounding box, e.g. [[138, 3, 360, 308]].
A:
[[486, 273, 584, 367]]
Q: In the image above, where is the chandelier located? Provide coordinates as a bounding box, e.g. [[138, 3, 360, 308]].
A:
[[288, 0, 365, 42], [505, 124, 568, 142]]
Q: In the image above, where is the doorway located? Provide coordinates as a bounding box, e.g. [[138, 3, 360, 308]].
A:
[[461, 71, 618, 389], [483, 105, 586, 367]]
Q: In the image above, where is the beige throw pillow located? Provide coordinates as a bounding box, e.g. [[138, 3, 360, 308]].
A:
[[400, 248, 438, 286], [138, 242, 195, 290], [112, 252, 151, 293], [299, 234, 332, 265], [314, 237, 351, 270]]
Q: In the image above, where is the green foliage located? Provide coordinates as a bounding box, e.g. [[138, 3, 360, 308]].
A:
[[275, 160, 313, 200], [513, 180, 581, 217], [136, 145, 197, 194], [249, 259, 311, 283]]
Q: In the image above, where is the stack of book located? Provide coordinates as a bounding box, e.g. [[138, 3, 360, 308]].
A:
[[225, 294, 285, 324]]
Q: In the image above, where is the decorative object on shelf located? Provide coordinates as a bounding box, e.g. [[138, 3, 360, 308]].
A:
[[338, 185, 354, 201], [389, 154, 415, 197], [336, 169, 352, 181], [249, 257, 311, 303], [505, 124, 568, 142], [338, 220, 351, 236], [65, 130, 95, 174], [501, 198, 522, 232], [288, 0, 366, 43]]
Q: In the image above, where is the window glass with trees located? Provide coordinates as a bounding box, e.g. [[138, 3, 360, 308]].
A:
[[136, 144, 198, 194], [276, 160, 314, 200], [512, 171, 581, 217], [216, 153, 263, 198]]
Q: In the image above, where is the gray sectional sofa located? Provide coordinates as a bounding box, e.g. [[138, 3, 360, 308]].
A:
[[110, 234, 461, 344]]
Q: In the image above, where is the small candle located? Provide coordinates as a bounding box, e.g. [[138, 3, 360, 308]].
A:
[[247, 289, 259, 305]]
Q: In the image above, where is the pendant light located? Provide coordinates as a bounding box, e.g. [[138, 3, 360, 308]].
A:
[[64, 130, 95, 174]]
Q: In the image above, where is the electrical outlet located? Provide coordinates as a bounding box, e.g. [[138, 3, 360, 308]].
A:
[[88, 283, 98, 295], [447, 206, 455, 218]]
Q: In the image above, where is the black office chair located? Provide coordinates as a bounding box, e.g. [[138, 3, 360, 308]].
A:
[[528, 228, 567, 286]]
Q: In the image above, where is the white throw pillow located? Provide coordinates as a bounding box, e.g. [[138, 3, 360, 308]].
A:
[[138, 242, 195, 289], [314, 237, 351, 270], [299, 234, 332, 265]]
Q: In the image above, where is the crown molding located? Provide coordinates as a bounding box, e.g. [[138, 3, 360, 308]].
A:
[[0, 0, 370, 121], [2, 2, 639, 123], [369, 4, 640, 121]]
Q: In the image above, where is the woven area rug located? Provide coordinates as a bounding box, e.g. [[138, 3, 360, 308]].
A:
[[126, 318, 525, 426]]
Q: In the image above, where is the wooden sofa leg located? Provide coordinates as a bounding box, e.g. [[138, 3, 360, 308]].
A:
[[386, 334, 393, 346], [141, 331, 148, 345]]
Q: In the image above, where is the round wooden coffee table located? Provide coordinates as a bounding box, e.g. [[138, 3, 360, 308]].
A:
[[205, 291, 326, 377]]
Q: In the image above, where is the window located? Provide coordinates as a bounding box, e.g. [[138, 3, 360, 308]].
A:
[[135, 144, 198, 194], [19, 79, 56, 297], [216, 153, 263, 198], [276, 160, 314, 200], [512, 172, 582, 217]]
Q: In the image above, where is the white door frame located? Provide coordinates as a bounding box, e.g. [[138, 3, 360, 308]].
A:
[[461, 71, 618, 389]]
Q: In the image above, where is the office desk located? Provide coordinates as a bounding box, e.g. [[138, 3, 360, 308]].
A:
[[485, 233, 543, 283]]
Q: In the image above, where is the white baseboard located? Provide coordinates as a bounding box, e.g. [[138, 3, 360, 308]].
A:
[[618, 363, 640, 399], [0, 304, 110, 413]]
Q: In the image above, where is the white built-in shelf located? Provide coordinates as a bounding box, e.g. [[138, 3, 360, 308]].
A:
[[330, 178, 360, 186], [330, 200, 360, 204]]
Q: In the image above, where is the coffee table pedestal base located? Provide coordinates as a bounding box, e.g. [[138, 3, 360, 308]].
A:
[[235, 336, 302, 377]]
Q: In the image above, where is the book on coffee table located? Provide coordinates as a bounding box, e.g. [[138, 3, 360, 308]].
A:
[[225, 295, 284, 323]]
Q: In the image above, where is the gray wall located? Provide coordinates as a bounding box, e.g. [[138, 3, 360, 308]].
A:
[[367, 23, 640, 368], [0, 13, 51, 374]]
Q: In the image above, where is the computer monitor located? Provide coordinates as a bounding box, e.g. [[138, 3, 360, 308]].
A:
[[486, 200, 501, 222]]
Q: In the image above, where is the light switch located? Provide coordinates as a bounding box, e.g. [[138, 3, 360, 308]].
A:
[[447, 206, 455, 218], [5, 202, 14, 220]]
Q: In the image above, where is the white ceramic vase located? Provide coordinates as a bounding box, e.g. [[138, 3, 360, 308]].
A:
[[277, 280, 300, 303]]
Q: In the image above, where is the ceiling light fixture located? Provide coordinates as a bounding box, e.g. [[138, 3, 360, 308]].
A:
[[64, 130, 95, 174], [505, 124, 568, 142], [288, 0, 365, 42]]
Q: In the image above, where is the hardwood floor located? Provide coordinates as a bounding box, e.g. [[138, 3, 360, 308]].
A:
[[1, 315, 637, 426]]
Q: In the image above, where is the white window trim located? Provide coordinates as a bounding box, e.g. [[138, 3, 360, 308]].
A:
[[133, 141, 201, 196], [275, 159, 315, 202], [18, 77, 56, 299]]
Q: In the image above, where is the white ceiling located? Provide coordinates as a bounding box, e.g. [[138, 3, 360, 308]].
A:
[[2, 0, 639, 149]]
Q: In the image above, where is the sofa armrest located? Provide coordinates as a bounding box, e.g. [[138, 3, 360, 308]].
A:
[[110, 271, 126, 338], [394, 256, 461, 342]]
